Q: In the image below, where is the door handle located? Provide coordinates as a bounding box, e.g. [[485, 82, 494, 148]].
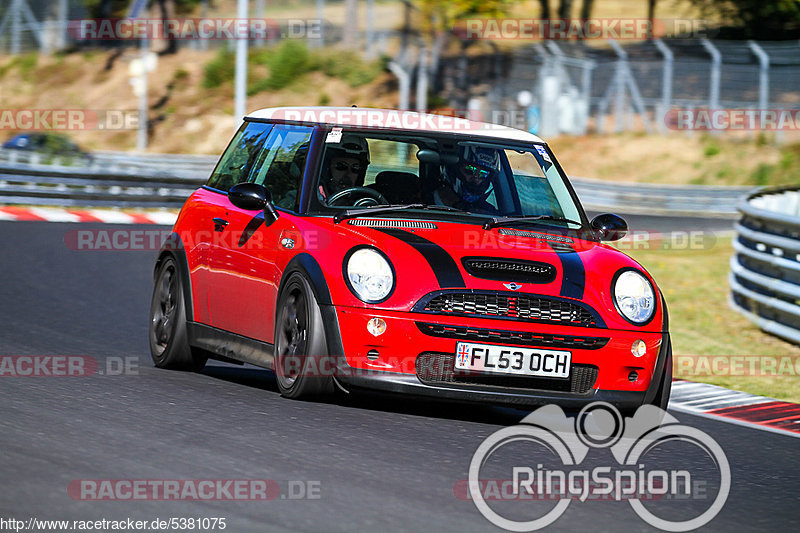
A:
[[213, 218, 229, 232]]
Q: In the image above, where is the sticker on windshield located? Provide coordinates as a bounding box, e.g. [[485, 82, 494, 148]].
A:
[[535, 145, 552, 163], [326, 128, 343, 143]]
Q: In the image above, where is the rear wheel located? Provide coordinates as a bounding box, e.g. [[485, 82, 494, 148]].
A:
[[149, 256, 207, 371], [274, 273, 334, 400]]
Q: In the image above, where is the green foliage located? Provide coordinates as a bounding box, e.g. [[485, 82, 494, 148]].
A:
[[751, 163, 772, 186], [748, 143, 800, 186], [0, 53, 38, 80], [693, 0, 800, 39], [414, 0, 515, 35], [704, 143, 720, 157], [247, 41, 382, 96], [174, 68, 190, 81], [84, 0, 203, 17], [202, 48, 235, 89], [309, 48, 382, 88]]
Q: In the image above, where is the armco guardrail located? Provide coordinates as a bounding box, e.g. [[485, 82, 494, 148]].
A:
[[0, 162, 205, 208], [571, 176, 754, 218], [0, 148, 217, 179], [730, 187, 800, 345], [0, 150, 754, 215]]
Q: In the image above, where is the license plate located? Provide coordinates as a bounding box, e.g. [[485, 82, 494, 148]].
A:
[[454, 342, 571, 379]]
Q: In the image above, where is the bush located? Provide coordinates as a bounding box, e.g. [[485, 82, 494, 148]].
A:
[[310, 49, 382, 88], [203, 48, 235, 89], [247, 42, 382, 96]]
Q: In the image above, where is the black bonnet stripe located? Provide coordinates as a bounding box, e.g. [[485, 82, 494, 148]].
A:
[[549, 242, 585, 299], [373, 228, 466, 288]]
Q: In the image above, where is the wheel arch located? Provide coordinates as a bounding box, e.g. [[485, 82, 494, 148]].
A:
[[154, 232, 194, 323], [278, 253, 345, 359]]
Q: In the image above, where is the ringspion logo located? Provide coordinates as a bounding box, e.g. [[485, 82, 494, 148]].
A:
[[466, 402, 729, 531]]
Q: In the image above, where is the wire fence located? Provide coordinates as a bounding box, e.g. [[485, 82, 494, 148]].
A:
[[0, 0, 398, 57], [440, 39, 800, 140]]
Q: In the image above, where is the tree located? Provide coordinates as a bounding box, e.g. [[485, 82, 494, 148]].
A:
[[647, 0, 657, 39], [558, 0, 574, 19], [539, 0, 550, 19], [692, 0, 800, 39], [580, 0, 595, 20]]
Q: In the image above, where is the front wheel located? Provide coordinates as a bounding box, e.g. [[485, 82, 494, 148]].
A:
[[149, 256, 207, 371], [274, 273, 334, 400]]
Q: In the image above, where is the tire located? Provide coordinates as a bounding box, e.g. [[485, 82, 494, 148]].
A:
[[274, 272, 334, 400], [149, 256, 207, 371], [650, 337, 673, 411]]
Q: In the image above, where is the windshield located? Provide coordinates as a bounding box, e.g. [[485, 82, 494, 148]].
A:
[[310, 130, 584, 230]]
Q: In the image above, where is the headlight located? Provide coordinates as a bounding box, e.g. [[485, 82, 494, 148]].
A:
[[345, 248, 395, 303], [613, 270, 655, 324]]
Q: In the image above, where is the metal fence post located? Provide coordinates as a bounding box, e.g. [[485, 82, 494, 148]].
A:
[[609, 40, 628, 133], [11, 0, 21, 54], [701, 38, 721, 110], [654, 39, 673, 133], [388, 61, 411, 110], [366, 0, 375, 58], [748, 41, 770, 132], [416, 46, 428, 113], [316, 0, 325, 47]]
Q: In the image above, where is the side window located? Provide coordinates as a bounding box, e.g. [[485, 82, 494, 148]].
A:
[[248, 125, 313, 211], [206, 122, 272, 192]]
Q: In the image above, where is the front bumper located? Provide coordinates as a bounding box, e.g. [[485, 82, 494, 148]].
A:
[[336, 368, 659, 410], [332, 306, 670, 410]]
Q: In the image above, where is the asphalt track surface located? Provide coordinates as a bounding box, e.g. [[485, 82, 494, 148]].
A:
[[1, 217, 797, 532]]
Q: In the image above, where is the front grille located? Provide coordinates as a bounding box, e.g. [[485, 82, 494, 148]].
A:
[[416, 352, 598, 394], [413, 290, 603, 328], [415, 322, 609, 350], [348, 219, 437, 229], [462, 257, 557, 284]]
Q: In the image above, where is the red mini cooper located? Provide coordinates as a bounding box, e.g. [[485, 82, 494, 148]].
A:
[[149, 107, 671, 411]]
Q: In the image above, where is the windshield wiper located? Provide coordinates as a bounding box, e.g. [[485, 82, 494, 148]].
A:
[[334, 204, 463, 223], [483, 215, 582, 230]]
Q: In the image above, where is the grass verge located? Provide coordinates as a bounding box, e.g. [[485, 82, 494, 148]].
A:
[[622, 235, 800, 403]]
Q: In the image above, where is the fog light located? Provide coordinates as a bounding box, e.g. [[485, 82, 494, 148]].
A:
[[367, 317, 387, 337], [631, 339, 646, 357], [628, 371, 638, 382]]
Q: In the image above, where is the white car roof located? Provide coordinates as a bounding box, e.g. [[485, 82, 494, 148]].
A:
[[245, 107, 545, 144]]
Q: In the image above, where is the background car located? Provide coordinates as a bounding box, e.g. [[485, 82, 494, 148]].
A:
[[2, 132, 93, 164]]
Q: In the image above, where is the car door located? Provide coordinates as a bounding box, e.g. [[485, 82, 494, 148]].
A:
[[194, 121, 273, 327], [207, 124, 313, 342]]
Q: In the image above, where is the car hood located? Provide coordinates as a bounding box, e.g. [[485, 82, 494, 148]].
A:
[[299, 217, 664, 332]]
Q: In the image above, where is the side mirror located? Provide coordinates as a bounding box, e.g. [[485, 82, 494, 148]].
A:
[[228, 182, 280, 224], [591, 213, 627, 241]]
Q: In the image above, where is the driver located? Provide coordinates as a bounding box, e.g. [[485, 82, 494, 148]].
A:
[[319, 134, 370, 202], [433, 145, 500, 214]]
